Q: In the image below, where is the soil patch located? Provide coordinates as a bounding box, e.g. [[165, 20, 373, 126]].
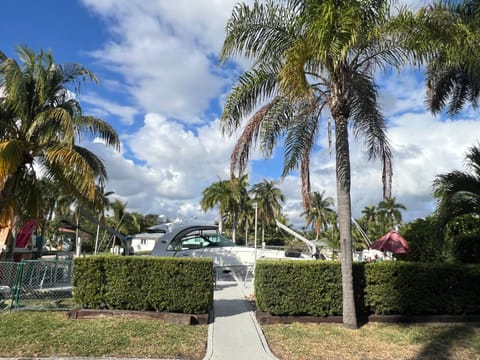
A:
[[256, 310, 480, 326], [68, 307, 209, 325]]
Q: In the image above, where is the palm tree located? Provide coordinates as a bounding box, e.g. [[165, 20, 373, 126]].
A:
[[302, 191, 335, 241], [230, 174, 250, 244], [419, 0, 480, 115], [433, 144, 480, 229], [377, 197, 407, 230], [0, 46, 120, 225], [220, 0, 415, 328], [361, 205, 377, 227], [249, 179, 285, 247], [201, 175, 248, 241]]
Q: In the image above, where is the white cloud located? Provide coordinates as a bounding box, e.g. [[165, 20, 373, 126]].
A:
[[81, 93, 138, 125], [76, 0, 480, 232], [80, 0, 253, 122], [86, 113, 238, 222]]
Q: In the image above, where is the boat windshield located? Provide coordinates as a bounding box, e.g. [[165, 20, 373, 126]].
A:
[[202, 234, 235, 247]]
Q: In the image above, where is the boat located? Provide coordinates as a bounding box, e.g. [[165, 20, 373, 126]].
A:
[[150, 221, 316, 268]]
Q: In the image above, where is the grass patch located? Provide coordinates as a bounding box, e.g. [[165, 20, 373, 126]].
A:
[[0, 311, 207, 359], [262, 322, 480, 360]]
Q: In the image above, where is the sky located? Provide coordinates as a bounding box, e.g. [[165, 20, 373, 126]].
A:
[[1, 0, 479, 228]]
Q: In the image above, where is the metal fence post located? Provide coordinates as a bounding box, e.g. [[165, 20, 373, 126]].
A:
[[10, 260, 25, 310]]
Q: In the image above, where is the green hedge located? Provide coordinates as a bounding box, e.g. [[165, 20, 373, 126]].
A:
[[254, 260, 365, 316], [255, 260, 480, 316], [73, 256, 214, 314], [365, 262, 480, 315]]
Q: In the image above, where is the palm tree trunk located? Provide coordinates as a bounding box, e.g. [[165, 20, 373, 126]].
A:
[[218, 209, 223, 234], [232, 212, 237, 244], [334, 113, 358, 329], [261, 222, 265, 248]]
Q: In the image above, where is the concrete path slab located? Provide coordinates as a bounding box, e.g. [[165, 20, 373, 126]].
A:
[[203, 270, 278, 360]]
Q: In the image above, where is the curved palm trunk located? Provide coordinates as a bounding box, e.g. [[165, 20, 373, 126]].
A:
[[334, 112, 358, 329]]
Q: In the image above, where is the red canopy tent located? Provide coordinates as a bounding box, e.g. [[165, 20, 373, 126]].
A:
[[371, 230, 410, 255]]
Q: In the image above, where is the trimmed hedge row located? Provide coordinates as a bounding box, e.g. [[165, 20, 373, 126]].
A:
[[255, 261, 365, 316], [73, 256, 214, 314], [254, 260, 480, 316], [365, 262, 480, 315]]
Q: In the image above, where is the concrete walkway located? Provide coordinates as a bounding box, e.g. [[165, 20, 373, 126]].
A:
[[203, 269, 278, 360]]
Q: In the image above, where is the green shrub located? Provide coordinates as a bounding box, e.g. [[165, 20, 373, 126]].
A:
[[254, 260, 365, 316], [254, 260, 480, 317], [73, 256, 214, 314], [365, 262, 480, 315]]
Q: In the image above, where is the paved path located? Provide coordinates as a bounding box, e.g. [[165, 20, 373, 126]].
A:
[[203, 269, 278, 360]]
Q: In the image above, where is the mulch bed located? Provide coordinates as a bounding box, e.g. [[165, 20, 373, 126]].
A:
[[255, 309, 480, 326], [67, 308, 209, 325]]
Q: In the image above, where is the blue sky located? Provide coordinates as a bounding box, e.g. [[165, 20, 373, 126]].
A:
[[1, 0, 479, 228]]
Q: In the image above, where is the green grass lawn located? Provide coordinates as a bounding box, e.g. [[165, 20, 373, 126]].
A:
[[2, 311, 480, 359], [262, 322, 480, 360], [0, 311, 207, 359]]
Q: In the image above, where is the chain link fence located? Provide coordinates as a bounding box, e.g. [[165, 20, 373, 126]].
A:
[[0, 259, 73, 311]]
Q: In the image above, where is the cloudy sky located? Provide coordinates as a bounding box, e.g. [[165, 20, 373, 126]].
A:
[[1, 0, 478, 227]]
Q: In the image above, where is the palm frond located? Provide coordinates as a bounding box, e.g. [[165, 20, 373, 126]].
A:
[[220, 0, 301, 63], [0, 140, 28, 178], [230, 100, 277, 177], [74, 116, 121, 150], [349, 72, 392, 199], [221, 64, 281, 136], [29, 107, 75, 145], [281, 100, 320, 177], [42, 146, 96, 201]]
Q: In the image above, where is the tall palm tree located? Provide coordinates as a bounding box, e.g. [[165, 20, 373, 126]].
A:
[[302, 190, 335, 240], [434, 144, 480, 229], [220, 0, 414, 328], [377, 197, 407, 230], [0, 46, 120, 224], [249, 179, 285, 247]]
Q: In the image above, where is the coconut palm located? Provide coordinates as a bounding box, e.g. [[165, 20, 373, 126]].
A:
[[220, 0, 418, 328], [301, 191, 335, 241], [0, 46, 120, 224], [434, 144, 480, 229], [377, 197, 407, 230], [249, 179, 285, 247]]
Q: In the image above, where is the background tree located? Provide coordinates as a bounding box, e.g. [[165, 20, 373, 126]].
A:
[[229, 174, 249, 244], [302, 191, 335, 241], [434, 144, 480, 229], [219, 0, 418, 328], [377, 197, 407, 231], [201, 176, 248, 242], [0, 46, 120, 227], [420, 0, 480, 115], [249, 179, 285, 247], [200, 178, 232, 234]]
